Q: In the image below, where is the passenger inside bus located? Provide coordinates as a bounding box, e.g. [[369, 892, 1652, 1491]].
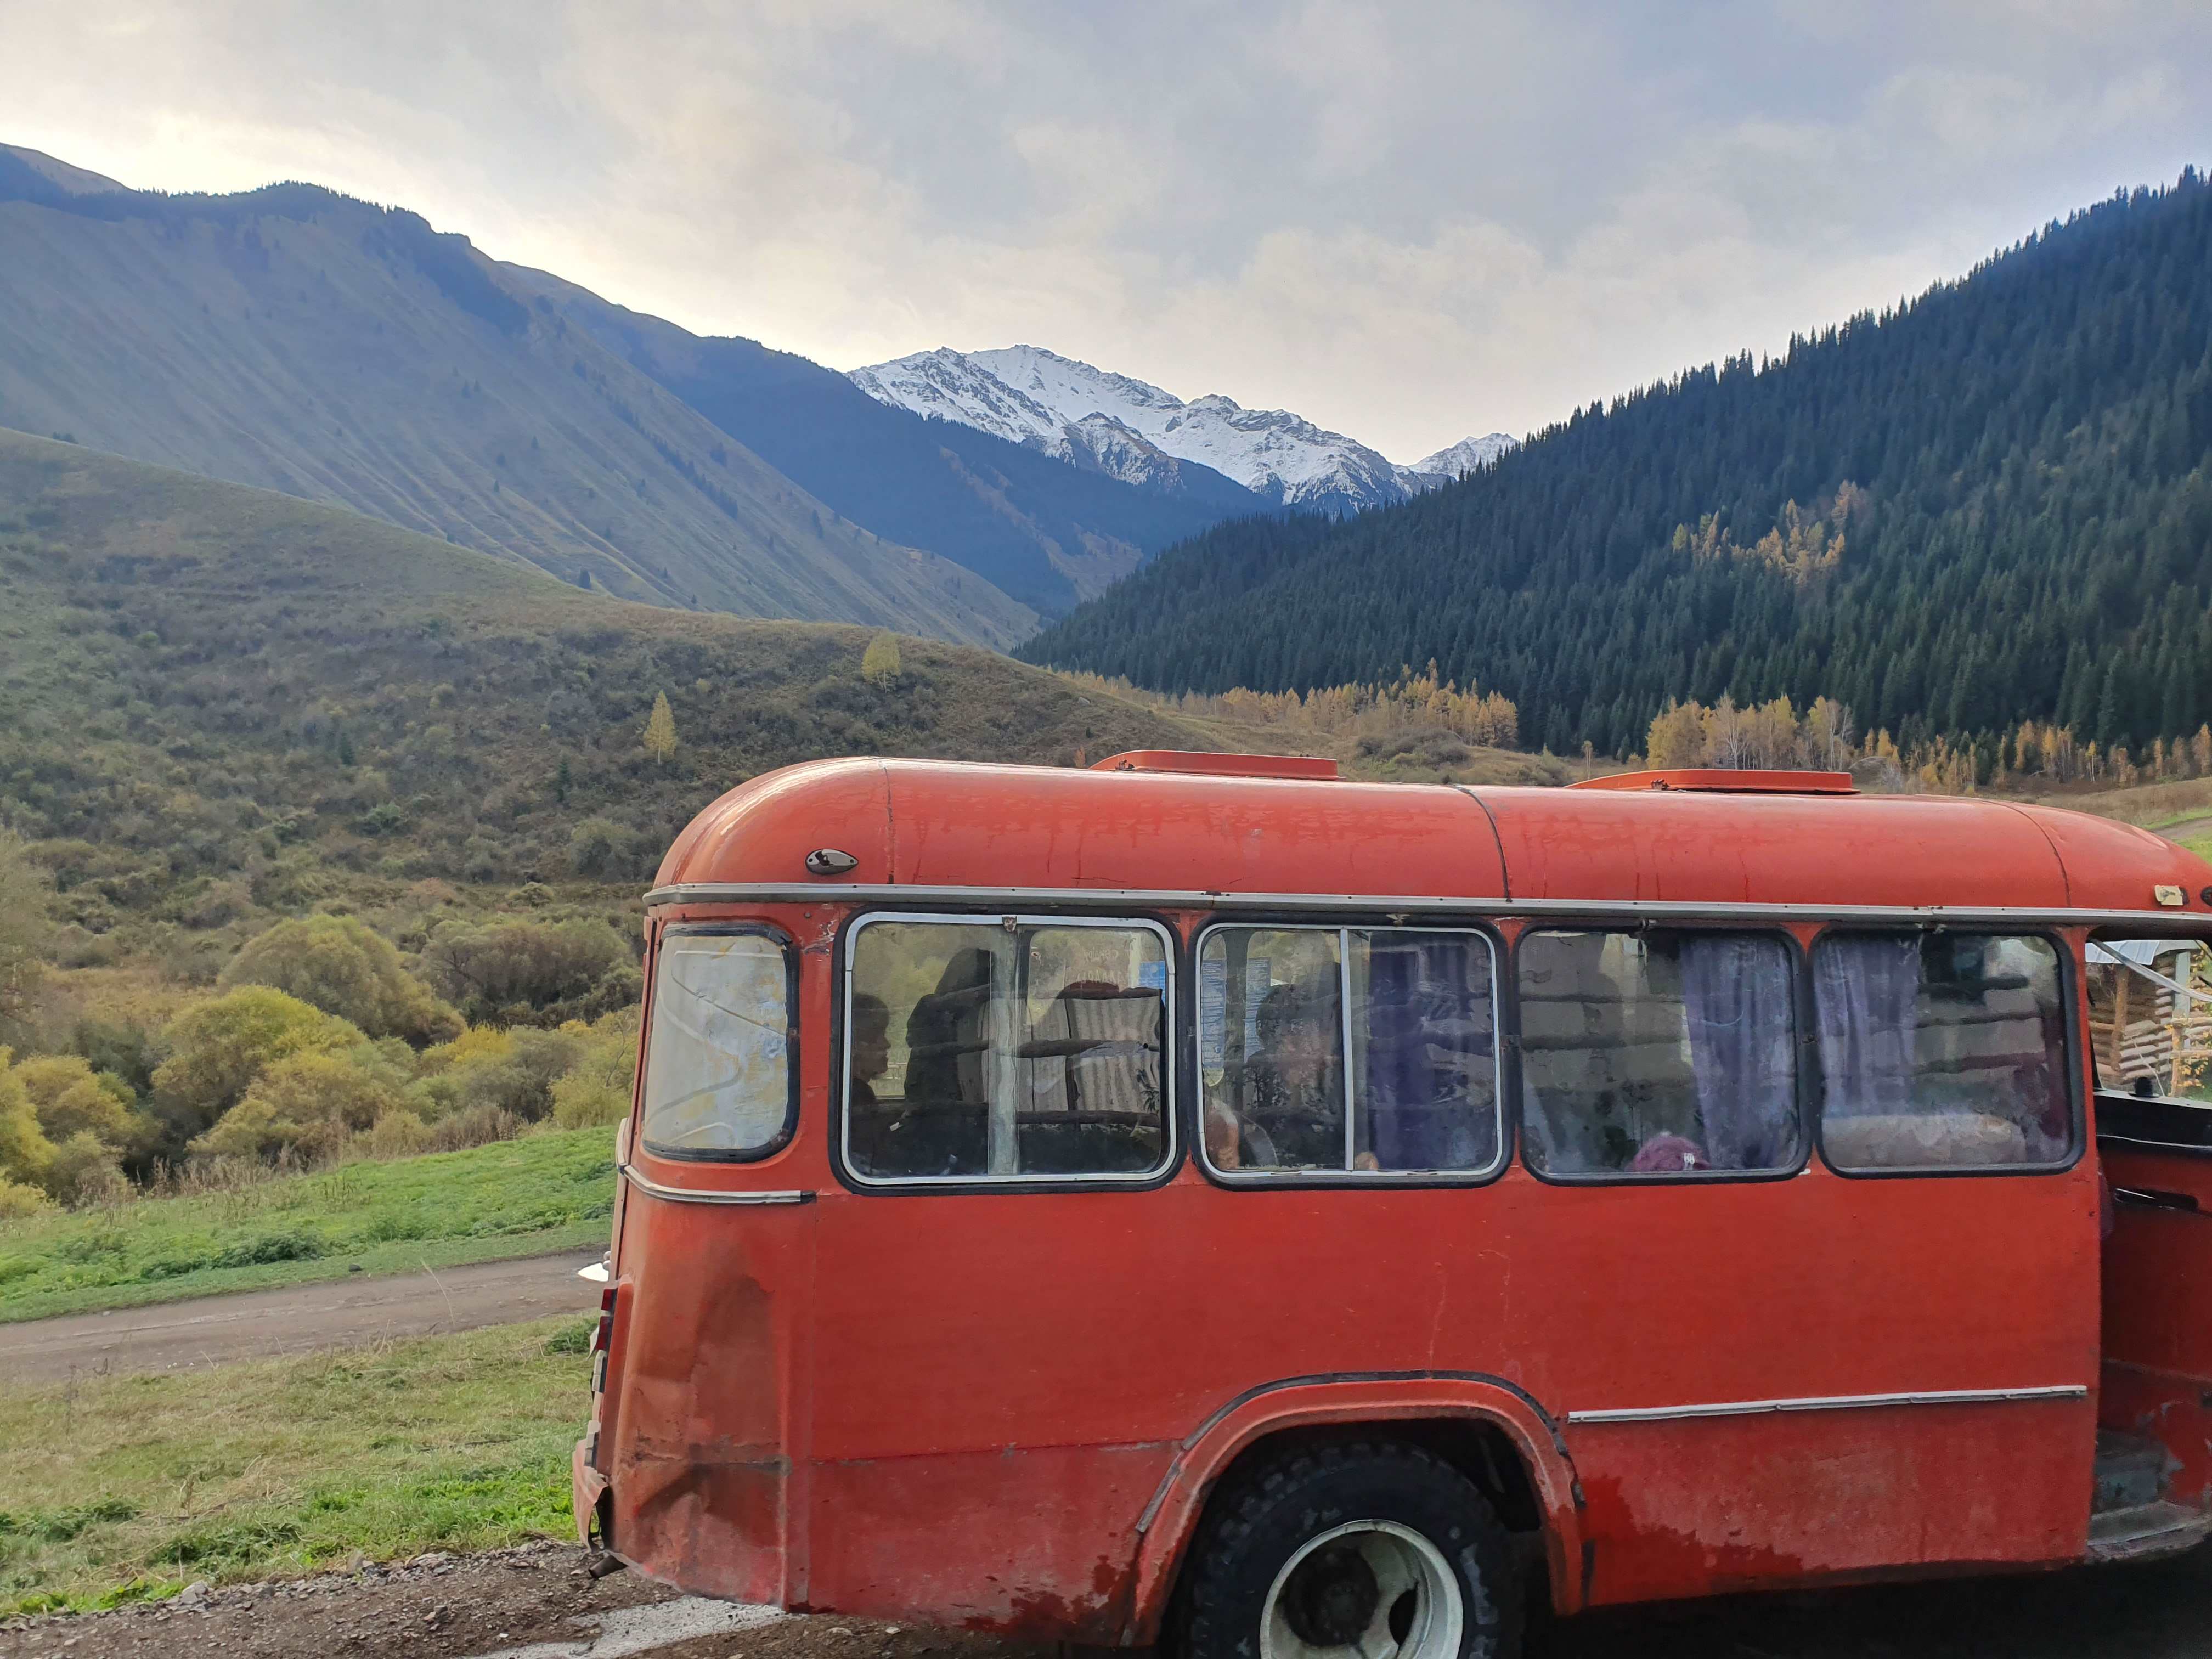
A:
[[1232, 978, 1345, 1168], [845, 920, 1170, 1182], [1200, 927, 1499, 1177], [1519, 928, 1799, 1176]]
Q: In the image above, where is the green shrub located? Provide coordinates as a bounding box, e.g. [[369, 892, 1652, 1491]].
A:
[[565, 818, 624, 877], [10, 1055, 136, 1151], [150, 989, 366, 1152], [362, 1107, 433, 1159], [541, 1318, 593, 1355], [548, 1011, 638, 1129], [0, 1178, 53, 1220], [44, 1131, 126, 1208], [418, 918, 635, 1027], [192, 1052, 404, 1161], [0, 832, 53, 1047], [0, 1056, 55, 1190], [221, 915, 459, 1045]]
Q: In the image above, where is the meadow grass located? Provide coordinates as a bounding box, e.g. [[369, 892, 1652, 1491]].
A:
[[0, 1130, 615, 1324], [0, 1316, 592, 1613]]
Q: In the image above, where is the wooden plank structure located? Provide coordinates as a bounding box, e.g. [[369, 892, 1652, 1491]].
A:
[[2087, 943, 2212, 1093]]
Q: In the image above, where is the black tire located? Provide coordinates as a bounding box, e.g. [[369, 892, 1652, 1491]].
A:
[[1175, 1440, 1521, 1659]]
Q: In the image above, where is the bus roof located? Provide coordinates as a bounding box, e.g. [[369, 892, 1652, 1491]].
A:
[[651, 754, 2212, 923]]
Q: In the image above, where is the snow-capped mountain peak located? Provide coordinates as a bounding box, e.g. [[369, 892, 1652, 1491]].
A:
[[848, 344, 1503, 515], [1409, 433, 1516, 479]]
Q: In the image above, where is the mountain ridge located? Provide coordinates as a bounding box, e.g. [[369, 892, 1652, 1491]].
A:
[[850, 342, 1512, 515], [0, 155, 1039, 647], [500, 264, 1258, 616]]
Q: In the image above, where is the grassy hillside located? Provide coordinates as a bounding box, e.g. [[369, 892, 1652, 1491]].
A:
[[0, 429, 1203, 957], [0, 153, 1031, 648]]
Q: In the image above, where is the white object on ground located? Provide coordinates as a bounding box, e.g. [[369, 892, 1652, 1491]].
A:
[[462, 1596, 784, 1659]]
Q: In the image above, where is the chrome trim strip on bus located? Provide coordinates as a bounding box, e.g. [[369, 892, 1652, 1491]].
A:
[[644, 883, 2200, 929], [1564, 1384, 2087, 1425], [616, 1164, 814, 1206]]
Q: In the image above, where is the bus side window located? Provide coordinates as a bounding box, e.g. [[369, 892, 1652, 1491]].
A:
[[1198, 926, 1501, 1179], [1517, 928, 1801, 1178], [1814, 932, 2072, 1171], [844, 917, 1172, 1184]]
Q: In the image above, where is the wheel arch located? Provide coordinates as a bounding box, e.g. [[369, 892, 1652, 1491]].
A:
[[1121, 1376, 1587, 1644]]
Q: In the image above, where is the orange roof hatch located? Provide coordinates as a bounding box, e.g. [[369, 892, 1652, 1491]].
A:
[[1090, 749, 1341, 781], [1569, 769, 1858, 795]]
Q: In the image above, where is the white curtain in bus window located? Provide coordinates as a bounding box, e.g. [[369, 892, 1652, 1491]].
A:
[[1814, 932, 2070, 1169], [1198, 927, 1499, 1176], [845, 919, 1169, 1181], [640, 932, 792, 1157], [1518, 929, 1799, 1177]]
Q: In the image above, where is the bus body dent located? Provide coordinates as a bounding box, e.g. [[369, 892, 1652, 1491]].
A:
[[579, 758, 2212, 1635]]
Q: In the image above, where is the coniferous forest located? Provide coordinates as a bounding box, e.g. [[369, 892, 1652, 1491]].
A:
[[1019, 172, 2212, 763]]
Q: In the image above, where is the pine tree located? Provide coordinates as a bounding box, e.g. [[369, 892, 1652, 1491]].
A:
[[643, 692, 678, 765]]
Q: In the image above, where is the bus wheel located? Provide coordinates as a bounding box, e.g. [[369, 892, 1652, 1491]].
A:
[[1178, 1440, 1520, 1659]]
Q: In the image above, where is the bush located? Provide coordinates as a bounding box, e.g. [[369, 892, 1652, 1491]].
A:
[[424, 1104, 523, 1153], [0, 1177, 55, 1220], [414, 1026, 584, 1124], [362, 1105, 433, 1158], [549, 1010, 639, 1128], [150, 988, 366, 1150], [10, 1054, 137, 1150], [0, 1053, 56, 1189], [70, 1015, 160, 1100], [220, 915, 460, 1044], [45, 1130, 128, 1207], [419, 918, 636, 1026], [566, 817, 624, 877], [191, 1051, 404, 1161], [0, 832, 53, 1046]]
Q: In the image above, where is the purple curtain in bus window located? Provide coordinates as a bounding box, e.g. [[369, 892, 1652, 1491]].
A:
[[1813, 935, 1921, 1118], [1363, 934, 1492, 1171], [1681, 936, 1798, 1169]]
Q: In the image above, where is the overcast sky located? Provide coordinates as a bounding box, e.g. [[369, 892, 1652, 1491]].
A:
[[4, 0, 2208, 461]]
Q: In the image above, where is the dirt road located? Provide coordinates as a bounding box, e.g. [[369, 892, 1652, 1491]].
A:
[[0, 1251, 605, 1384], [10, 1541, 2212, 1659]]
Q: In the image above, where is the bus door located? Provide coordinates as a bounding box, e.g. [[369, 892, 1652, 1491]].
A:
[[1516, 924, 2098, 1604], [2090, 933, 2212, 1521]]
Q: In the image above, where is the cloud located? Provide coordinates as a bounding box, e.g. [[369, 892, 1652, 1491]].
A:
[[3, 0, 2208, 459]]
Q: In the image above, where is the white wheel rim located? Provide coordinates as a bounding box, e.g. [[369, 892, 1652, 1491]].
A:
[[1259, 1520, 1465, 1659]]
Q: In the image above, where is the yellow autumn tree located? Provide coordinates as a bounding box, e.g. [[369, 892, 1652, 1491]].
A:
[[861, 632, 903, 689], [642, 691, 678, 765]]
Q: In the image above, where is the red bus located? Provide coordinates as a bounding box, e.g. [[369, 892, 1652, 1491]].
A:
[[573, 752, 2212, 1657]]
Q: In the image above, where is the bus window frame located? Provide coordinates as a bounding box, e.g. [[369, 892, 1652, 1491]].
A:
[[636, 921, 802, 1166], [1193, 917, 1513, 1189], [1807, 924, 2085, 1181], [1510, 921, 1814, 1188], [834, 909, 1182, 1193]]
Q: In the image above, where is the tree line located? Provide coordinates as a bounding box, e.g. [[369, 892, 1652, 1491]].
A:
[[1020, 171, 2212, 763]]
